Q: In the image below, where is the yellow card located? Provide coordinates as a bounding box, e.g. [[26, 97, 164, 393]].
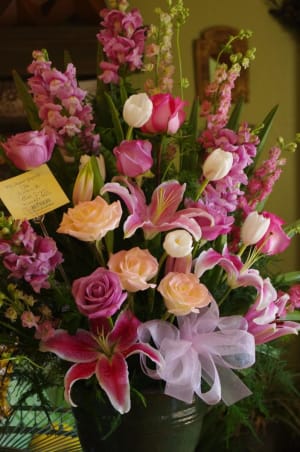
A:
[[0, 164, 70, 220]]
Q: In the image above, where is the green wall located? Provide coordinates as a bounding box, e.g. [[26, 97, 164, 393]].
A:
[[133, 0, 300, 272]]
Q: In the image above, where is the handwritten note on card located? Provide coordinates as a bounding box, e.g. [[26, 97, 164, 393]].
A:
[[0, 164, 69, 220]]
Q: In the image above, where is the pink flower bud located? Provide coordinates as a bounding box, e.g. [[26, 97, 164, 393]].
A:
[[141, 93, 186, 135], [113, 140, 153, 177]]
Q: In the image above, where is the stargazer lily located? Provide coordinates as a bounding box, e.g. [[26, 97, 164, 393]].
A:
[[40, 310, 162, 414], [101, 177, 214, 240], [194, 246, 276, 311]]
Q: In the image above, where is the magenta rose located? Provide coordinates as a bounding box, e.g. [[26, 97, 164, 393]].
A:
[[2, 129, 55, 170], [256, 211, 290, 255], [113, 139, 153, 177], [72, 267, 127, 319], [141, 93, 186, 135]]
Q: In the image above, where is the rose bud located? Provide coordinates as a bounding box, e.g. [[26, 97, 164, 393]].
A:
[[113, 139, 153, 177], [2, 129, 55, 170], [141, 93, 186, 135]]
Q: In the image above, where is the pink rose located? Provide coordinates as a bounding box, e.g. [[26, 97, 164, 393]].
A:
[[2, 129, 55, 170], [256, 212, 290, 255], [113, 140, 153, 177], [57, 196, 122, 242], [141, 93, 186, 135], [157, 272, 212, 316], [72, 267, 127, 319], [108, 247, 158, 292]]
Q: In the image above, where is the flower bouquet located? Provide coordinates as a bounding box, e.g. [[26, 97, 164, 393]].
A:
[[1, 0, 300, 450]]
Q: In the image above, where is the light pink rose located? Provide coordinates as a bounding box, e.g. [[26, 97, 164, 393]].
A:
[[113, 139, 153, 177], [256, 212, 290, 255], [141, 93, 186, 135], [57, 196, 122, 242], [157, 272, 211, 316], [108, 247, 158, 292], [2, 129, 55, 170]]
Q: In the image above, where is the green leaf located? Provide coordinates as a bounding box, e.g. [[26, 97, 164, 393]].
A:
[[90, 155, 104, 196], [119, 77, 128, 106], [285, 311, 300, 321], [104, 91, 124, 143], [12, 70, 41, 130], [284, 219, 300, 238], [187, 97, 199, 139], [226, 97, 244, 131], [255, 104, 279, 162], [273, 271, 300, 288]]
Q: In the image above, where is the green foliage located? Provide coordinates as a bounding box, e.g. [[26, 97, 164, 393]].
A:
[[197, 344, 300, 451]]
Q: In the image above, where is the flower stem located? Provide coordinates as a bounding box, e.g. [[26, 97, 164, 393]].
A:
[[195, 178, 209, 201]]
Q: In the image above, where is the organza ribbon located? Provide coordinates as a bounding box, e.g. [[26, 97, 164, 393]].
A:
[[138, 300, 255, 406]]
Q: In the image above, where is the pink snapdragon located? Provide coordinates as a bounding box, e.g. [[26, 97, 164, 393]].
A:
[[200, 63, 240, 132], [97, 7, 146, 82], [27, 51, 100, 153], [0, 220, 62, 293], [194, 124, 259, 239], [288, 284, 300, 309], [240, 147, 286, 211]]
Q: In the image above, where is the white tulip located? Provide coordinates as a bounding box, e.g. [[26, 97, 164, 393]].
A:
[[240, 212, 270, 246], [123, 93, 153, 128], [163, 230, 193, 258], [202, 148, 233, 181]]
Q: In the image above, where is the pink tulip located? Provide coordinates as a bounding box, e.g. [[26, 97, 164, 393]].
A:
[[113, 139, 153, 177], [141, 93, 186, 135], [2, 129, 55, 170]]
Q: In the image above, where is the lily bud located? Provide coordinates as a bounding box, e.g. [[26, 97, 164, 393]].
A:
[[163, 230, 193, 258], [123, 93, 153, 128], [240, 212, 271, 246], [202, 148, 233, 181], [72, 155, 106, 205]]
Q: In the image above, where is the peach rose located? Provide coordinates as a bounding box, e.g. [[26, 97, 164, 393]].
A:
[[157, 272, 211, 316], [57, 196, 122, 242], [108, 247, 159, 292]]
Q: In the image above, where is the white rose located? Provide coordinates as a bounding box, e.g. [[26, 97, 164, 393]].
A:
[[163, 230, 193, 258]]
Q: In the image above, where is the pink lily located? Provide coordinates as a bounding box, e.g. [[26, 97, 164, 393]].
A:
[[245, 292, 300, 344], [194, 246, 276, 310], [40, 310, 162, 414], [101, 177, 213, 240]]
